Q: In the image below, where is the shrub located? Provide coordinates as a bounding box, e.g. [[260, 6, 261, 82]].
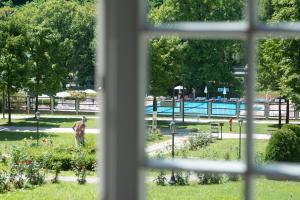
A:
[[0, 172, 10, 193], [282, 124, 300, 137], [147, 128, 164, 143], [52, 153, 73, 171], [154, 171, 167, 186], [9, 164, 25, 189], [72, 148, 88, 184], [188, 133, 214, 151], [175, 171, 190, 186], [51, 161, 62, 183], [24, 160, 45, 185], [197, 172, 227, 184], [265, 129, 300, 162]]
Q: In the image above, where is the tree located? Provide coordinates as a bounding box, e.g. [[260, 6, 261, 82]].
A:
[[258, 1, 300, 125], [148, 0, 245, 98], [12, 0, 96, 111], [0, 12, 29, 123]]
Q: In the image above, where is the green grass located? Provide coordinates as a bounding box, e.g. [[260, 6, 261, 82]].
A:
[[0, 131, 97, 147], [178, 139, 268, 160], [155, 138, 268, 163], [148, 120, 279, 134], [0, 117, 97, 128], [0, 182, 97, 200], [1, 178, 299, 199], [147, 178, 300, 200]]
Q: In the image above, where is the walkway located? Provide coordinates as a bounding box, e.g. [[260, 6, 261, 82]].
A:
[[147, 129, 270, 156]]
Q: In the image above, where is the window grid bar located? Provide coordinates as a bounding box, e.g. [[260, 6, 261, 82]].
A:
[[142, 22, 300, 39], [145, 159, 300, 178]]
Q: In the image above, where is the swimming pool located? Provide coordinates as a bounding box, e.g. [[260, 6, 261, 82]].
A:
[[145, 101, 251, 116]]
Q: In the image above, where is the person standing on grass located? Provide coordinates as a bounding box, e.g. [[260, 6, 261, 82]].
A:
[[72, 116, 87, 146]]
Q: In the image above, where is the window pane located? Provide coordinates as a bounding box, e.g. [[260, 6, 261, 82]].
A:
[[256, 38, 300, 166], [147, 0, 246, 24], [146, 170, 243, 200], [254, 176, 300, 200], [145, 38, 247, 162]]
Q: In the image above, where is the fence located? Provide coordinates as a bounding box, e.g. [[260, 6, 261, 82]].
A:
[[145, 99, 299, 119], [3, 96, 100, 114]]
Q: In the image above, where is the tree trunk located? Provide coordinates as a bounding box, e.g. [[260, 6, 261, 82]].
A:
[[278, 96, 281, 129], [286, 98, 289, 124], [7, 87, 11, 124], [2, 92, 5, 119], [35, 95, 39, 114], [152, 95, 157, 129]]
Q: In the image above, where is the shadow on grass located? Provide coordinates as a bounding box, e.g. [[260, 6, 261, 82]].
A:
[[1, 117, 81, 128], [267, 124, 280, 133], [0, 131, 58, 141]]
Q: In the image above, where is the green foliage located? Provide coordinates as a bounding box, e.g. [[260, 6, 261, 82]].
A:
[[24, 160, 45, 185], [282, 124, 300, 137], [148, 0, 245, 98], [265, 129, 300, 162], [258, 1, 300, 108], [71, 148, 88, 184], [0, 172, 10, 193], [51, 161, 62, 183], [154, 171, 167, 186], [187, 133, 214, 151], [197, 173, 227, 185], [175, 171, 190, 186], [147, 128, 164, 143]]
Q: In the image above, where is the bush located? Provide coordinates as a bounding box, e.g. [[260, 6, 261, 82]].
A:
[[175, 171, 190, 186], [197, 172, 227, 184], [24, 160, 45, 185], [72, 148, 88, 184], [282, 124, 300, 137], [154, 171, 167, 186], [147, 128, 164, 143], [0, 172, 10, 193], [187, 133, 214, 151], [265, 129, 300, 162]]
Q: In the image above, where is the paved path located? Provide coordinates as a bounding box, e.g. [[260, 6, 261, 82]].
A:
[[147, 128, 270, 156], [48, 174, 201, 184]]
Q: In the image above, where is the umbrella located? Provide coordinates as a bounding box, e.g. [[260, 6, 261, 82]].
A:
[[55, 91, 71, 98], [84, 89, 97, 94], [223, 87, 227, 96], [204, 86, 208, 94], [38, 94, 49, 98], [174, 85, 185, 90]]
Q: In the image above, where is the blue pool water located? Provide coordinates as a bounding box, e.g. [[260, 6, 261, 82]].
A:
[[145, 101, 248, 116]]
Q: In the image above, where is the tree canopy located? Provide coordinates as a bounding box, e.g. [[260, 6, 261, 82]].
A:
[[148, 0, 245, 98]]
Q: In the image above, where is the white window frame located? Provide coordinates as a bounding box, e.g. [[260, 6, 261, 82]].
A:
[[98, 0, 300, 199]]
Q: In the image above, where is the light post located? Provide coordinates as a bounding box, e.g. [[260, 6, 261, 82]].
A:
[[169, 121, 176, 185], [219, 122, 224, 140], [238, 118, 243, 159], [36, 111, 40, 145]]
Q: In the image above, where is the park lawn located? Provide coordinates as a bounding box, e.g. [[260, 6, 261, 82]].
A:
[[147, 178, 300, 200], [148, 120, 279, 134], [149, 139, 269, 163], [0, 117, 97, 128], [0, 182, 97, 200], [0, 178, 299, 200], [0, 131, 97, 147], [175, 139, 268, 162]]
